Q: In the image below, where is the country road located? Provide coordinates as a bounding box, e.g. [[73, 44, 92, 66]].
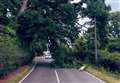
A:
[[21, 57, 105, 83]]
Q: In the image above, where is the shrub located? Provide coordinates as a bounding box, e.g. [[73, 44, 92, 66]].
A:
[[107, 38, 120, 52], [52, 43, 67, 67], [0, 30, 33, 78], [99, 50, 120, 73], [52, 43, 82, 68]]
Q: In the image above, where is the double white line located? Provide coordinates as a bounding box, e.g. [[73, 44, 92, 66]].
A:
[[54, 70, 60, 83]]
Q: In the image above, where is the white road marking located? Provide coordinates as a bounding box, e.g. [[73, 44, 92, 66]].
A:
[[83, 71, 106, 83], [19, 62, 37, 83], [55, 70, 60, 83]]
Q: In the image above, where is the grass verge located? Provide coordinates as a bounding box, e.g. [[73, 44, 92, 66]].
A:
[[0, 64, 33, 83], [86, 65, 120, 83]]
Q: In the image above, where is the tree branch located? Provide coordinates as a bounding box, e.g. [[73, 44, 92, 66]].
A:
[[18, 0, 28, 16]]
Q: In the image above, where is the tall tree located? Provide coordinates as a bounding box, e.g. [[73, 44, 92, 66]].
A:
[[76, 0, 110, 64], [16, 0, 79, 57], [80, 0, 110, 48]]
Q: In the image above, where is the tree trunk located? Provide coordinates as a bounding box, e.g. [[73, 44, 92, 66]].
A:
[[94, 18, 98, 65], [18, 0, 28, 16]]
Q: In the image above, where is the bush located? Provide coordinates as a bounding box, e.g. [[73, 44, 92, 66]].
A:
[[72, 38, 120, 73], [52, 43, 81, 68], [0, 31, 33, 78], [52, 43, 67, 67], [99, 50, 120, 73], [108, 43, 120, 52], [107, 38, 120, 52]]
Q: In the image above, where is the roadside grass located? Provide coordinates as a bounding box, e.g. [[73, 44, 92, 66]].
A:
[[86, 65, 120, 83], [8, 65, 32, 83], [0, 64, 33, 83]]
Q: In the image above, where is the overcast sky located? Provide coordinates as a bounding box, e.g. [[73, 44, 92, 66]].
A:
[[72, 0, 120, 33], [105, 0, 120, 12], [73, 0, 120, 12]]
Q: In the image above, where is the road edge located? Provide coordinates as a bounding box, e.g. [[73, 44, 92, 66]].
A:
[[83, 71, 106, 83], [19, 62, 37, 83], [54, 70, 60, 83]]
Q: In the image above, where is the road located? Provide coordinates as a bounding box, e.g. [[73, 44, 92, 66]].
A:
[[21, 57, 105, 83]]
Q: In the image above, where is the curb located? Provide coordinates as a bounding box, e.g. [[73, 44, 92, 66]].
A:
[[19, 63, 37, 83], [83, 71, 106, 83]]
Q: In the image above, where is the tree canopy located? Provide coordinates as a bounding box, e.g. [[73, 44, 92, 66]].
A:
[[1, 0, 120, 70], [16, 0, 79, 55]]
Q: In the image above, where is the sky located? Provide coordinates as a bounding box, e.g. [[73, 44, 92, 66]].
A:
[[105, 0, 120, 12], [72, 0, 120, 35], [73, 0, 120, 12]]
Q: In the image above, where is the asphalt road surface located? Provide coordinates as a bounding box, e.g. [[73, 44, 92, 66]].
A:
[[21, 57, 105, 83]]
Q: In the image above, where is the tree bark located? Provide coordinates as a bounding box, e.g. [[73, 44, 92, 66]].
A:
[[94, 18, 98, 66], [18, 0, 28, 16]]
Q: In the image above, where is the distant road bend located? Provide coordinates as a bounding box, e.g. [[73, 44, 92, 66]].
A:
[[21, 57, 105, 83]]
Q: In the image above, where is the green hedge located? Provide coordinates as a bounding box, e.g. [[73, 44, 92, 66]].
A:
[[0, 47, 31, 77], [0, 33, 33, 78], [99, 50, 120, 73], [73, 48, 120, 73], [107, 38, 120, 52], [82, 50, 120, 73]]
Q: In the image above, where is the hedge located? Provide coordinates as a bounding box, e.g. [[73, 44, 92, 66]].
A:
[[0, 33, 33, 78], [99, 50, 120, 73], [73, 49, 120, 73]]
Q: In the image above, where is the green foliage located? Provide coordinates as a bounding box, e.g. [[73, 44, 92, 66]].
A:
[[78, 0, 110, 48], [70, 34, 120, 73], [74, 37, 87, 52], [17, 0, 78, 56], [72, 37, 87, 60], [99, 50, 120, 73], [30, 39, 47, 55], [108, 12, 120, 38], [0, 0, 10, 25], [0, 26, 32, 78], [108, 43, 120, 52], [0, 0, 119, 75], [72, 39, 120, 73], [52, 43, 67, 67], [52, 43, 81, 68], [107, 38, 120, 52]]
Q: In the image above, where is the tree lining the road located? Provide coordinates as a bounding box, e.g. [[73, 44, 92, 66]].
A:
[[16, 0, 79, 66], [0, 0, 120, 78]]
